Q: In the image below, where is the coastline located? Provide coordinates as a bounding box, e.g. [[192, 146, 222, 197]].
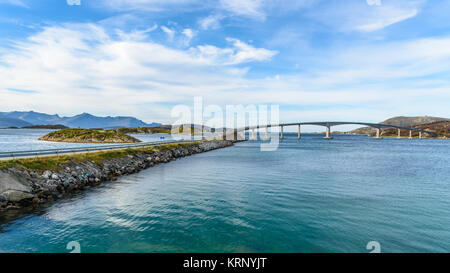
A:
[[0, 140, 234, 211]]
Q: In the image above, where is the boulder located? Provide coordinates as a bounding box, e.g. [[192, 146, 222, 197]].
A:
[[3, 190, 34, 202], [42, 170, 52, 179], [0, 170, 33, 194]]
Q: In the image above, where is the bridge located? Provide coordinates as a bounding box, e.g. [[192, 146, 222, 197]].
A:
[[0, 122, 435, 159], [225, 121, 436, 140]]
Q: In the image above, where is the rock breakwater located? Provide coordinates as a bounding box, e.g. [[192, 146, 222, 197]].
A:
[[0, 140, 234, 210]]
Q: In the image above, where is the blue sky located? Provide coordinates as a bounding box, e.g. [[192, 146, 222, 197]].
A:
[[0, 0, 449, 128]]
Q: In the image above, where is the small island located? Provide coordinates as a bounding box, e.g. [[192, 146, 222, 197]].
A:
[[116, 126, 172, 134], [116, 125, 208, 135], [23, 124, 69, 129], [38, 128, 141, 143]]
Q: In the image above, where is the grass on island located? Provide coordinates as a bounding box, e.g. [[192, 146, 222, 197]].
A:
[[0, 142, 202, 172], [118, 126, 206, 135], [116, 126, 172, 134], [39, 128, 141, 143], [351, 120, 449, 138]]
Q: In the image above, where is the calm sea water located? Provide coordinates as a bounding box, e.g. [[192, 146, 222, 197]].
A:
[[0, 129, 193, 152], [1, 132, 450, 253]]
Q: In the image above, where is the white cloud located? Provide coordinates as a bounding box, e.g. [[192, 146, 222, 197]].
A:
[[199, 14, 225, 30], [192, 38, 277, 65], [98, 0, 268, 20], [98, 0, 200, 11], [161, 26, 175, 41], [182, 28, 196, 45], [0, 0, 28, 8], [356, 7, 418, 32], [225, 38, 277, 64], [319, 37, 450, 83], [1, 23, 449, 124], [0, 24, 280, 122], [307, 0, 423, 32], [220, 0, 264, 19], [115, 24, 158, 40], [97, 0, 315, 23]]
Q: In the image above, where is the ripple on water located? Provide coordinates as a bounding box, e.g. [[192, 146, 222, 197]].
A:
[[1, 134, 450, 252]]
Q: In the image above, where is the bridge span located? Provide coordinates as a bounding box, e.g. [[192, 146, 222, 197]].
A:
[[229, 121, 436, 140]]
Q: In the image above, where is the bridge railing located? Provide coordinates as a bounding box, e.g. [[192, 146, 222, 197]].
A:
[[0, 139, 200, 159]]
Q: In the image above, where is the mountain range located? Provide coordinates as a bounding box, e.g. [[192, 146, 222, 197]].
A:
[[0, 111, 161, 129], [349, 116, 449, 135]]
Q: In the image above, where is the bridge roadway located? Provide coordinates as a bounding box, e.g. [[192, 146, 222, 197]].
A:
[[239, 121, 436, 140]]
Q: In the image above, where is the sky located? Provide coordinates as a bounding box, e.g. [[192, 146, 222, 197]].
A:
[[0, 0, 449, 129]]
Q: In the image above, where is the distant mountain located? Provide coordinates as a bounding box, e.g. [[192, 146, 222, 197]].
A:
[[0, 111, 161, 129], [0, 111, 61, 125], [350, 116, 449, 135], [380, 116, 448, 127], [368, 121, 450, 138], [0, 116, 32, 128]]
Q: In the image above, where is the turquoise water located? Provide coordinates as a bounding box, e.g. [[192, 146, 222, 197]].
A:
[[1, 134, 450, 252]]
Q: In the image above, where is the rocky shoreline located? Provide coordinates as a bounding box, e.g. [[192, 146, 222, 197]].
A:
[[0, 140, 234, 210]]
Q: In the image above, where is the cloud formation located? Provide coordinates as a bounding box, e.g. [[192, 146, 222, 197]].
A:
[[161, 26, 175, 41], [0, 24, 279, 121], [0, 0, 28, 8], [1, 21, 450, 124], [219, 0, 265, 19], [356, 6, 419, 32], [307, 0, 423, 32], [0, 0, 449, 126], [199, 14, 225, 30]]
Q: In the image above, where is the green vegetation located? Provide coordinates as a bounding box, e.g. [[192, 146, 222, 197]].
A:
[[377, 121, 450, 138], [116, 126, 171, 134], [117, 125, 206, 135], [0, 142, 201, 172], [415, 121, 450, 138], [38, 128, 141, 143], [350, 116, 449, 135], [22, 124, 68, 129]]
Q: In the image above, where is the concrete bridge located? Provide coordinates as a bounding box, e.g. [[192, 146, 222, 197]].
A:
[[225, 121, 436, 140]]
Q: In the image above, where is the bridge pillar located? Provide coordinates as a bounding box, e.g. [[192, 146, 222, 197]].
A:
[[375, 128, 382, 139], [397, 129, 401, 138], [251, 129, 256, 140], [233, 130, 238, 141], [324, 126, 332, 139], [409, 130, 412, 139], [280, 126, 284, 139], [264, 127, 269, 140], [419, 131, 422, 139], [298, 125, 301, 139]]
